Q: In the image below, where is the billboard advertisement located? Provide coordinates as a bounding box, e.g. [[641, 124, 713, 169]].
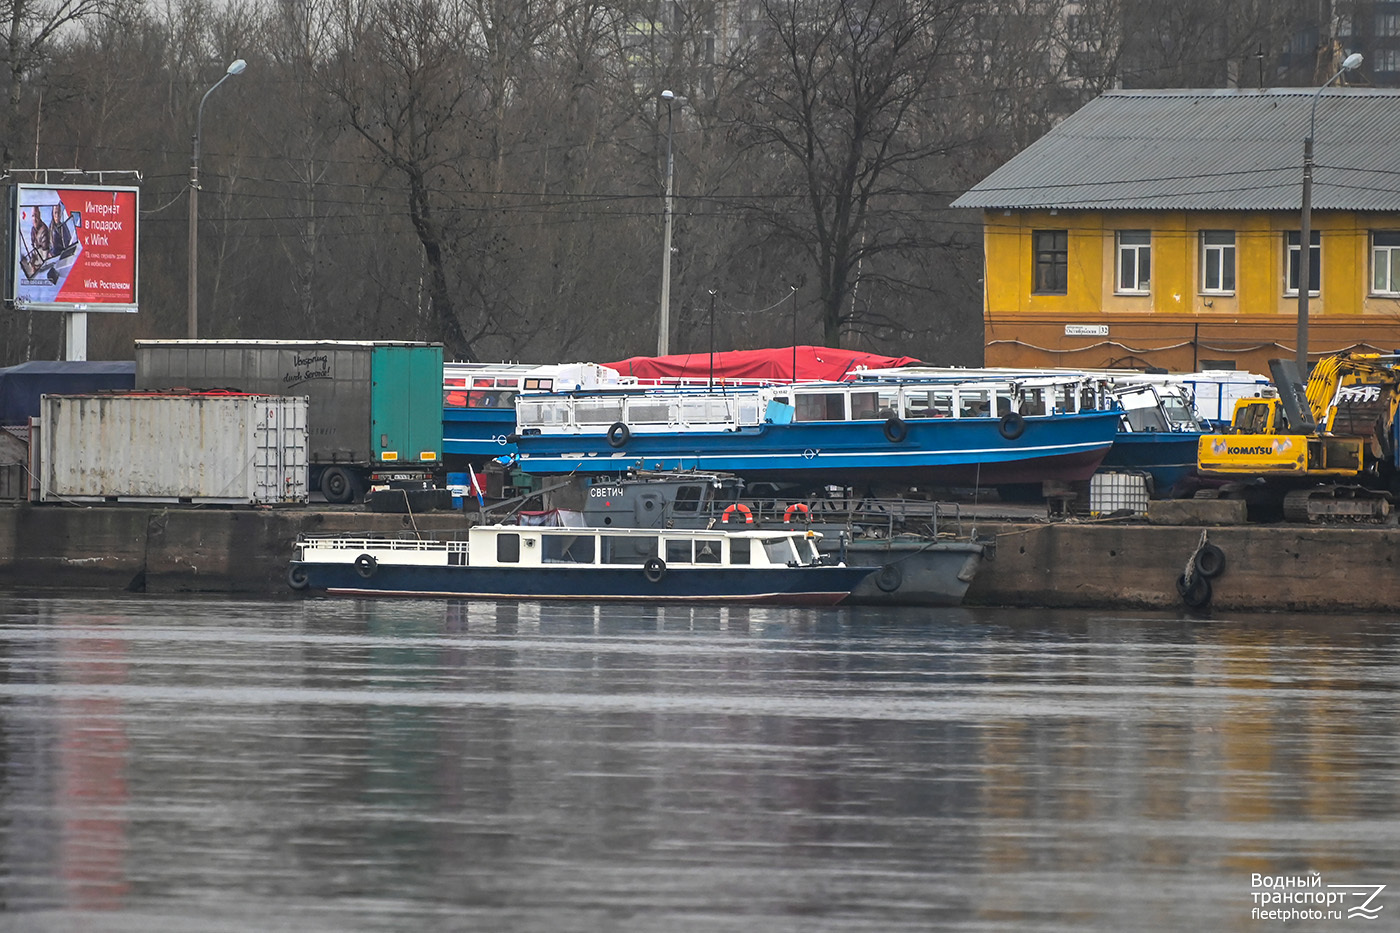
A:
[[7, 184, 139, 312]]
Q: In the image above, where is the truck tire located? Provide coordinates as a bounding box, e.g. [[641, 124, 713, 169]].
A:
[[320, 466, 358, 504]]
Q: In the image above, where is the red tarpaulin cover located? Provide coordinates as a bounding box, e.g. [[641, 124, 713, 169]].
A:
[[605, 346, 921, 382]]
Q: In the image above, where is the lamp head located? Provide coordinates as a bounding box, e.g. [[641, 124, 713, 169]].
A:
[[1342, 52, 1363, 71], [660, 89, 674, 101], [227, 59, 247, 76]]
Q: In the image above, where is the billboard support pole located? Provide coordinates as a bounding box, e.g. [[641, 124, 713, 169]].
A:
[[64, 312, 87, 361]]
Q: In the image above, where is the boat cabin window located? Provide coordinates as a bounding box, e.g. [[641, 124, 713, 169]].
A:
[[665, 539, 691, 563], [497, 533, 521, 563], [995, 388, 1014, 417], [696, 540, 721, 563], [673, 485, 703, 512], [600, 535, 658, 564], [1080, 385, 1100, 411], [958, 388, 991, 417], [731, 538, 751, 565], [1021, 387, 1047, 416], [762, 537, 799, 564], [516, 398, 570, 426], [795, 392, 846, 422], [523, 377, 553, 391], [1054, 384, 1077, 413], [665, 538, 725, 563], [542, 533, 596, 563], [850, 391, 881, 420]]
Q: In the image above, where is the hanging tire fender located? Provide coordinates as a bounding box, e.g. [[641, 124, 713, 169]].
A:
[[287, 564, 310, 591], [999, 412, 1026, 440], [643, 557, 667, 583], [606, 422, 631, 448], [883, 416, 908, 443], [354, 553, 378, 578], [1194, 543, 1226, 578]]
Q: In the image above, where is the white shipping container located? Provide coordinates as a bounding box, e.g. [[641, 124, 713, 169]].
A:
[[1089, 471, 1150, 516], [39, 393, 309, 505]]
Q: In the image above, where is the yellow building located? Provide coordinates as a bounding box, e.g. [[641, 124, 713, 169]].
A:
[[952, 88, 1400, 375]]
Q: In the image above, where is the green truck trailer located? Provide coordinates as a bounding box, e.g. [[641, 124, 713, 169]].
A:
[[135, 340, 443, 503]]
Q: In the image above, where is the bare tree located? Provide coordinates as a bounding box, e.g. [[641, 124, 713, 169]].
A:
[[728, 0, 973, 347]]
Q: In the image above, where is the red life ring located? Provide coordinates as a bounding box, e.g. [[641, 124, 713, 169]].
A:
[[783, 503, 811, 524], [721, 503, 753, 524]]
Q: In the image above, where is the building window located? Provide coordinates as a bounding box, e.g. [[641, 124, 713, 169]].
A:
[[1116, 230, 1151, 293], [1373, 231, 1400, 295], [1201, 230, 1236, 294], [1286, 230, 1320, 294], [1375, 48, 1400, 72], [1033, 230, 1068, 294], [1378, 12, 1400, 36]]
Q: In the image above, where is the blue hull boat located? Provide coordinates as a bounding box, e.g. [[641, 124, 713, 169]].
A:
[[511, 375, 1122, 489]]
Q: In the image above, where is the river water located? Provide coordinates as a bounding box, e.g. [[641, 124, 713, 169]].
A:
[[1, 595, 1397, 932]]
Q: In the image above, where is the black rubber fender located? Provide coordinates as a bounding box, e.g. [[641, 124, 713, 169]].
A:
[[882, 416, 909, 443], [1175, 571, 1211, 609], [606, 421, 631, 448], [643, 556, 666, 583], [287, 564, 310, 590], [354, 553, 378, 578], [874, 563, 904, 593], [1194, 543, 1226, 578], [998, 411, 1026, 440]]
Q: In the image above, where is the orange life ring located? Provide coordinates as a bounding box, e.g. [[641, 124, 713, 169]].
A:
[[783, 503, 811, 524], [721, 503, 753, 524]]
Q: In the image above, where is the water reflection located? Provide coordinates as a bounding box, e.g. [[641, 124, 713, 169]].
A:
[[0, 597, 1397, 931]]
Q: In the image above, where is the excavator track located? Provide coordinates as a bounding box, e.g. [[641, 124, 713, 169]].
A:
[[1281, 486, 1393, 524]]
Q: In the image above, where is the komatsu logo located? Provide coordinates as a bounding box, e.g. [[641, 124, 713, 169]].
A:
[[1228, 445, 1276, 455]]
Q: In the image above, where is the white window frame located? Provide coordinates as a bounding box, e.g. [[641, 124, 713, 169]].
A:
[[1116, 230, 1151, 294], [1286, 230, 1320, 296], [1373, 231, 1400, 296], [1200, 230, 1236, 295]]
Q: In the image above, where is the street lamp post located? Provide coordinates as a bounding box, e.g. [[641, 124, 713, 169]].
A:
[[1296, 52, 1363, 373], [188, 58, 247, 339], [658, 89, 678, 356]]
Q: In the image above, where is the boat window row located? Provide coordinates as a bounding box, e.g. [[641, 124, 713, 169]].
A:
[[785, 382, 1103, 422], [493, 530, 805, 566], [517, 393, 769, 430]]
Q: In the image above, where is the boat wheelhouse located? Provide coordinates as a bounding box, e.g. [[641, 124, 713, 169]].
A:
[[510, 373, 1122, 491], [288, 523, 875, 605]]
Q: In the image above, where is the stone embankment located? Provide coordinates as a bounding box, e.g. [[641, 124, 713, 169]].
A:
[[1, 500, 1396, 612]]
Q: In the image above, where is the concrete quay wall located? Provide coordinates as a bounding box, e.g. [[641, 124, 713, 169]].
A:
[[0, 503, 1395, 612]]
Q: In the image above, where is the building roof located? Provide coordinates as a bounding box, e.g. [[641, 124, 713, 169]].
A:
[[951, 88, 1400, 212]]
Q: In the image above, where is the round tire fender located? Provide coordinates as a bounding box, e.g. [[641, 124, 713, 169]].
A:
[[354, 553, 378, 579], [1194, 543, 1226, 578], [606, 422, 631, 448], [1175, 571, 1211, 609], [287, 564, 310, 591], [998, 412, 1027, 440], [643, 557, 667, 583], [883, 416, 908, 443], [874, 563, 904, 593]]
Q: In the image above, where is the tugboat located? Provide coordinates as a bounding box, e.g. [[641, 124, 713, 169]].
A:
[[575, 472, 989, 607]]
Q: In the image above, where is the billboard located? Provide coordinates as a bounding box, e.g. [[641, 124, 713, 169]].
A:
[[6, 184, 139, 312]]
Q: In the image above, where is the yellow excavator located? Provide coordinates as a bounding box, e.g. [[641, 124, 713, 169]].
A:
[[1195, 353, 1400, 522]]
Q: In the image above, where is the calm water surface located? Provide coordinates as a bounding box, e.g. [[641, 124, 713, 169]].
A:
[[1, 595, 1398, 932]]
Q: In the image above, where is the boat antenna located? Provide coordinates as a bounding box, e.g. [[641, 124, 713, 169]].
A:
[[708, 289, 716, 390]]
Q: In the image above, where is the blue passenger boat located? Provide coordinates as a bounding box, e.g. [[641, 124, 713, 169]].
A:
[[509, 373, 1122, 491]]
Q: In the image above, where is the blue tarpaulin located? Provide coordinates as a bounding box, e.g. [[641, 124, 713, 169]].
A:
[[0, 360, 135, 425]]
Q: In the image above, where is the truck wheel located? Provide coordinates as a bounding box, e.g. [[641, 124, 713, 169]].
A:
[[320, 466, 357, 504]]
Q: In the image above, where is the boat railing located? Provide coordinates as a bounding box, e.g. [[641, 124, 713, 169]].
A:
[[298, 532, 470, 550], [668, 495, 969, 540]]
